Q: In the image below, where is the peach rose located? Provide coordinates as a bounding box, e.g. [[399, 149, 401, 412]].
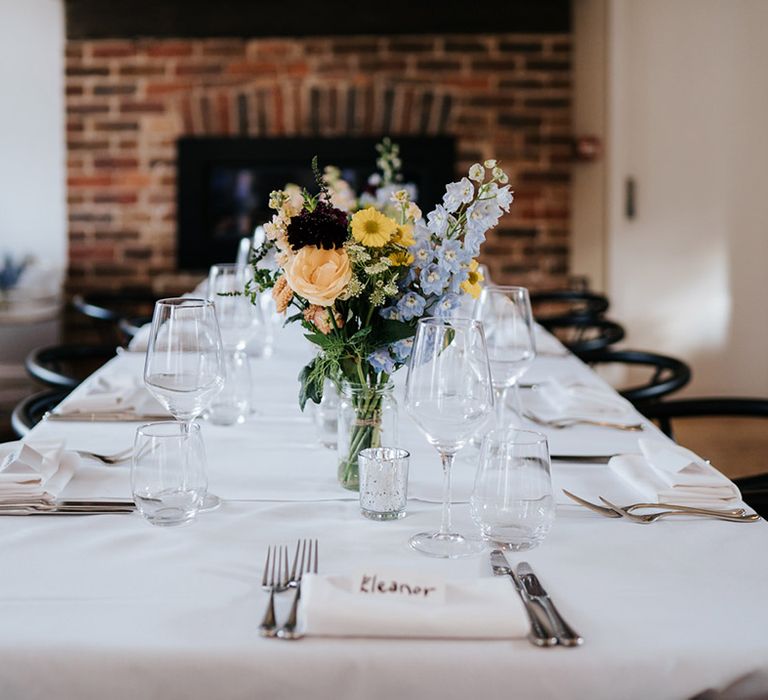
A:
[[284, 245, 352, 307]]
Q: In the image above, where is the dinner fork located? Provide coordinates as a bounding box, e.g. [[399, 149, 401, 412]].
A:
[[75, 447, 134, 465], [562, 489, 747, 518], [259, 545, 289, 638], [524, 412, 645, 431], [598, 497, 760, 524], [277, 539, 318, 640]]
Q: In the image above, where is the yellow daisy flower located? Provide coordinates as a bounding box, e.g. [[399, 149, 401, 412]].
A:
[[461, 259, 485, 299], [389, 250, 415, 267], [350, 208, 397, 248], [391, 223, 415, 248]]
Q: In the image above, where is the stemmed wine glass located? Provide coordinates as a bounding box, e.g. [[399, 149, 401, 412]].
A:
[[474, 285, 535, 428], [404, 317, 494, 558], [143, 298, 225, 510], [206, 263, 264, 424]]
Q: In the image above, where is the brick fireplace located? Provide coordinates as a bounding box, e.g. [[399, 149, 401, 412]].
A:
[[65, 33, 572, 292]]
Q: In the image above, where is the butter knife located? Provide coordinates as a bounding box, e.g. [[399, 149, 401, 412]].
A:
[[490, 550, 557, 647], [516, 562, 583, 646]]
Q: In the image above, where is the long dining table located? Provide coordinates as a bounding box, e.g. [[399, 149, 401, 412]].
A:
[[3, 321, 768, 700]]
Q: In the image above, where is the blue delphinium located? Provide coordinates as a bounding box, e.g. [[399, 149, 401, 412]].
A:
[[419, 263, 449, 296], [368, 347, 396, 374], [390, 337, 414, 362], [396, 292, 426, 321], [436, 239, 467, 274], [433, 293, 461, 318]]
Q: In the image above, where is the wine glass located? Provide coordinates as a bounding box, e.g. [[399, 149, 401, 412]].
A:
[[207, 263, 264, 424], [143, 298, 224, 509], [474, 285, 535, 428], [404, 317, 494, 558]]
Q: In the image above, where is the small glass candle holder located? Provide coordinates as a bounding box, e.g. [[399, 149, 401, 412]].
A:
[[358, 447, 410, 521]]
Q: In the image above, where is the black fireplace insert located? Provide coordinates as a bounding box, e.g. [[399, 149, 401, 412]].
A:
[[176, 136, 456, 271]]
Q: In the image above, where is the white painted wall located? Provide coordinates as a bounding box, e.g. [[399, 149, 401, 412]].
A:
[[589, 0, 768, 396], [0, 0, 65, 267]]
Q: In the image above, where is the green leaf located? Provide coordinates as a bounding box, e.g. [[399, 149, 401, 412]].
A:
[[304, 332, 335, 350], [298, 359, 323, 410], [371, 319, 416, 346]]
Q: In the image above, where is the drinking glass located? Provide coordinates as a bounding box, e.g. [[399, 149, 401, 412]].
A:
[[470, 428, 555, 550], [404, 317, 494, 558], [143, 298, 224, 509], [474, 285, 535, 428], [131, 421, 208, 527], [206, 263, 264, 423]]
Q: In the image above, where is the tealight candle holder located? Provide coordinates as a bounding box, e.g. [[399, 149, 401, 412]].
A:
[[358, 447, 410, 521]]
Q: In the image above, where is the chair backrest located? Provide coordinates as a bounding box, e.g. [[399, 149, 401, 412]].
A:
[[580, 349, 692, 406], [71, 292, 158, 345], [531, 290, 610, 324], [640, 397, 768, 439], [11, 389, 70, 438], [25, 344, 117, 389], [541, 317, 625, 356]]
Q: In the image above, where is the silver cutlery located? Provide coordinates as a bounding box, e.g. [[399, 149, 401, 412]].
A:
[[277, 538, 318, 640], [598, 496, 760, 524], [563, 489, 747, 518], [551, 454, 617, 464], [259, 545, 289, 638], [75, 447, 134, 465], [524, 412, 645, 431], [516, 562, 583, 647], [0, 499, 136, 516], [490, 550, 557, 647], [47, 412, 170, 422]]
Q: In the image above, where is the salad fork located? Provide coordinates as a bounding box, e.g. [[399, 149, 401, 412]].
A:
[[75, 446, 134, 465], [562, 490, 747, 518], [598, 497, 760, 524], [524, 412, 644, 431], [259, 545, 289, 637], [277, 539, 318, 640]]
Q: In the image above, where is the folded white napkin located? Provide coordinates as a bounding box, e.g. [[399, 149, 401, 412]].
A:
[[127, 323, 152, 353], [609, 437, 741, 505], [0, 440, 78, 503], [529, 378, 636, 422], [299, 569, 528, 639], [56, 374, 167, 416]]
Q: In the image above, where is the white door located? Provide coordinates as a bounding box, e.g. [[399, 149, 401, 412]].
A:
[[605, 0, 768, 396]]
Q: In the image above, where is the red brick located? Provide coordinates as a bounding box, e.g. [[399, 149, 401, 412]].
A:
[[146, 43, 195, 57], [92, 42, 135, 58], [120, 101, 165, 114]]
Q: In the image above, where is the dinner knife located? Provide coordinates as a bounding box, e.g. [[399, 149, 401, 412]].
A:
[[550, 454, 616, 464], [490, 550, 557, 647], [516, 562, 583, 646]]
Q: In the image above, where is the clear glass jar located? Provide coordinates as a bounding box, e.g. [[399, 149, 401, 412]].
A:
[[337, 381, 398, 491]]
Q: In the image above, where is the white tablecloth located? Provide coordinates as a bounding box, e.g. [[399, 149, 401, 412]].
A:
[[3, 324, 768, 700]]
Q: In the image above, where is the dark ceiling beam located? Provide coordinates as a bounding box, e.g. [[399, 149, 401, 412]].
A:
[[65, 0, 571, 39]]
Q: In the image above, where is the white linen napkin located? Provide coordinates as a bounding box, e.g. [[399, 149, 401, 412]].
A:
[[127, 323, 152, 353], [56, 374, 167, 416], [299, 569, 528, 639], [527, 378, 636, 423], [609, 437, 741, 505], [0, 440, 79, 503]]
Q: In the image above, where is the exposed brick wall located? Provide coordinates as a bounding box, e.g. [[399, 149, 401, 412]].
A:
[[65, 35, 571, 292]]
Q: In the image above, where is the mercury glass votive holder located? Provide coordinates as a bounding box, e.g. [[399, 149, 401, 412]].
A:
[[358, 447, 410, 521]]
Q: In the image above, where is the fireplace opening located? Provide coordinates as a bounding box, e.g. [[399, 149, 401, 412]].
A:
[[177, 136, 456, 272]]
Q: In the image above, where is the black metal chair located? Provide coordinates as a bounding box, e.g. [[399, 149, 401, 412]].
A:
[[579, 349, 692, 407], [531, 290, 610, 325], [641, 397, 768, 517], [118, 315, 152, 344], [541, 317, 625, 356], [72, 292, 157, 345], [25, 344, 117, 390], [11, 389, 70, 438]]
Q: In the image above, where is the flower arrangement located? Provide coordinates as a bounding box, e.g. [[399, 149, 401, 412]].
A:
[[249, 140, 513, 489]]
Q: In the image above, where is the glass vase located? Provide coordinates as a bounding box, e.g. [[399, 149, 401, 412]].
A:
[[337, 381, 398, 491]]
